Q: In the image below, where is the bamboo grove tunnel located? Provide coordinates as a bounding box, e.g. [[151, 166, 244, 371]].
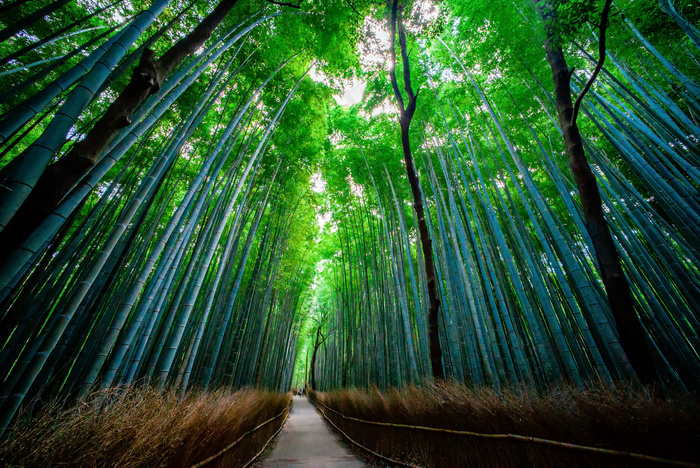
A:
[[0, 0, 699, 465]]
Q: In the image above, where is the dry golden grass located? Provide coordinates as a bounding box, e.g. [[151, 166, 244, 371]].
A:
[[311, 381, 700, 467], [0, 386, 290, 468]]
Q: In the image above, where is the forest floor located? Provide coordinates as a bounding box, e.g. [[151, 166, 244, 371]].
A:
[[259, 396, 369, 468]]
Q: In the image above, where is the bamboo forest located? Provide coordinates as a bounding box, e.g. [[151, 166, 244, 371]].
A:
[[0, 0, 699, 466]]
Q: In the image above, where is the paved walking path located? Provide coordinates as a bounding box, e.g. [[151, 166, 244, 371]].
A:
[[260, 396, 366, 467]]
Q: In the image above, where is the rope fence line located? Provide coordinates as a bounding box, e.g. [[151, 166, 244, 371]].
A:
[[311, 396, 700, 468], [190, 399, 291, 468], [310, 396, 420, 468], [241, 408, 290, 468]]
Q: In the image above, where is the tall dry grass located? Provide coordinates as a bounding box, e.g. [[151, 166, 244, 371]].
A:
[[310, 381, 700, 467], [0, 386, 290, 467]]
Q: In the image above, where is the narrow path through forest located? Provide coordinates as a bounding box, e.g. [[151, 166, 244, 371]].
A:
[[260, 397, 366, 468]]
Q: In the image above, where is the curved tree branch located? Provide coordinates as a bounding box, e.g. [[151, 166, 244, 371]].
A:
[[388, 0, 405, 113], [570, 0, 613, 127], [346, 0, 363, 17], [399, 18, 415, 102]]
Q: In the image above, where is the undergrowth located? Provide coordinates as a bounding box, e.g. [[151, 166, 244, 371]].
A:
[[310, 381, 700, 467], [0, 386, 290, 467]]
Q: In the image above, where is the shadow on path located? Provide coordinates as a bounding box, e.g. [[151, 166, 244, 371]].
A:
[[260, 396, 366, 468]]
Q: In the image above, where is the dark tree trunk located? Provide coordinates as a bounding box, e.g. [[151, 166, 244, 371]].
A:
[[309, 325, 324, 390], [0, 0, 240, 261], [388, 0, 444, 381], [535, 0, 657, 386]]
